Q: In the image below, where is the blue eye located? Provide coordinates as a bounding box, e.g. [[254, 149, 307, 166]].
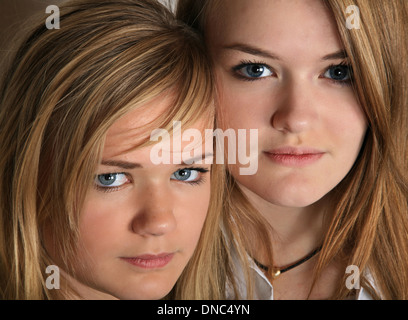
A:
[[95, 173, 129, 188], [323, 64, 351, 82], [171, 169, 199, 182], [170, 168, 209, 184], [234, 63, 273, 79]]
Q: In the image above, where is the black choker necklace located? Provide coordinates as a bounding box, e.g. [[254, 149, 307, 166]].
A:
[[253, 246, 323, 279]]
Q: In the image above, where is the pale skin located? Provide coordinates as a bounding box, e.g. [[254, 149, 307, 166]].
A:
[[46, 93, 213, 299], [206, 0, 367, 299]]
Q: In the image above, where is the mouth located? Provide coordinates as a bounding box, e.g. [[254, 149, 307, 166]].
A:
[[121, 253, 175, 269], [264, 147, 325, 167]]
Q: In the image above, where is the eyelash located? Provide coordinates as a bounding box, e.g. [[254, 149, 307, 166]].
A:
[[232, 59, 274, 82], [93, 167, 210, 193], [323, 61, 353, 86], [94, 172, 130, 193], [173, 167, 210, 187], [232, 59, 353, 85]]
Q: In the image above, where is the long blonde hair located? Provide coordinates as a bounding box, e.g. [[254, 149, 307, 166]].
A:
[[0, 0, 220, 299], [177, 0, 408, 299]]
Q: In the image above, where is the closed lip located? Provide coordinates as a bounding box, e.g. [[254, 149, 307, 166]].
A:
[[264, 147, 325, 167], [266, 147, 325, 155], [121, 253, 175, 269]]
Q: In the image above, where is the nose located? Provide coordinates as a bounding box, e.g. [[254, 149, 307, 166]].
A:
[[271, 80, 319, 134], [131, 188, 177, 237]]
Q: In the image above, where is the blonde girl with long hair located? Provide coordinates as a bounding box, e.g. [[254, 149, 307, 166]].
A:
[[176, 0, 408, 299], [0, 0, 224, 300]]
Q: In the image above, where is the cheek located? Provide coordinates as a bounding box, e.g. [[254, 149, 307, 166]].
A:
[[170, 183, 212, 263], [77, 196, 126, 258], [175, 186, 211, 243], [325, 99, 367, 156], [216, 71, 272, 130]]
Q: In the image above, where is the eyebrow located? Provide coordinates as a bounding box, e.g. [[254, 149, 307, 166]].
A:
[[177, 152, 214, 166], [223, 43, 348, 62], [321, 50, 348, 61], [101, 160, 142, 170], [223, 43, 282, 60], [100, 152, 214, 169]]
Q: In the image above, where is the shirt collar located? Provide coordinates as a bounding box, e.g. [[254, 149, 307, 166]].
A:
[[230, 248, 374, 300]]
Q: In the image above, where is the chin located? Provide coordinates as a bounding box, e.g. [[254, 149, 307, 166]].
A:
[[269, 196, 321, 209], [111, 285, 173, 300], [100, 274, 176, 300], [274, 187, 327, 207], [250, 183, 326, 209]]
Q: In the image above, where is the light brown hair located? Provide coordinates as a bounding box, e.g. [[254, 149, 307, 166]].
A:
[[177, 0, 408, 299]]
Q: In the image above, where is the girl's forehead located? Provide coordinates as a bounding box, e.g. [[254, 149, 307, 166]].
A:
[[207, 0, 337, 42], [102, 122, 213, 168], [206, 0, 343, 65], [103, 94, 213, 165], [108, 95, 173, 136]]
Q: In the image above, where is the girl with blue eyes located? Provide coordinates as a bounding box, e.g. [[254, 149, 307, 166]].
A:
[[177, 0, 408, 299], [0, 0, 223, 300]]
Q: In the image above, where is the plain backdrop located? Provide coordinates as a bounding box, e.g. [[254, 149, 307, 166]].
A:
[[0, 0, 177, 74]]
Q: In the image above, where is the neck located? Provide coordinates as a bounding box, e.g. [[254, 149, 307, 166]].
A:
[[240, 184, 331, 267]]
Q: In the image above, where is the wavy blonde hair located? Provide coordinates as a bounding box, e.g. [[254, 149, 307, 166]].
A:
[[0, 0, 221, 299], [177, 0, 408, 299]]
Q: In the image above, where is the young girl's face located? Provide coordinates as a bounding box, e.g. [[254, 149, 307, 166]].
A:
[[207, 0, 367, 208], [62, 94, 213, 299]]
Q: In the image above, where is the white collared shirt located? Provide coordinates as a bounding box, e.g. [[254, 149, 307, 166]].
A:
[[227, 249, 375, 300]]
